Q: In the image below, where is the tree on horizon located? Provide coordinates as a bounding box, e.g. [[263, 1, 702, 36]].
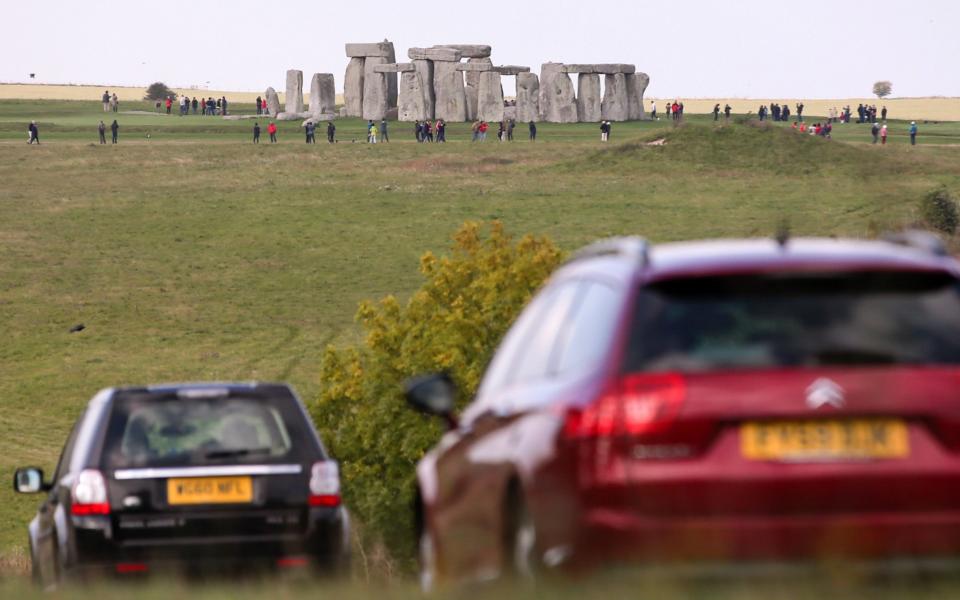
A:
[[873, 81, 893, 99]]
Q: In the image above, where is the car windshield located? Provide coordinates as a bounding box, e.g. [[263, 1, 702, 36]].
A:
[[102, 396, 297, 468], [624, 270, 960, 373]]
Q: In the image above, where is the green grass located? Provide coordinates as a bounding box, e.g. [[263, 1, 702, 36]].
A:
[[1, 99, 960, 587]]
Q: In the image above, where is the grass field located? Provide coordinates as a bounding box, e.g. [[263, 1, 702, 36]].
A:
[[2, 98, 960, 592]]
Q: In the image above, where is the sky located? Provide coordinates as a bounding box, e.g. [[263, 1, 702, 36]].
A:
[[3, 0, 958, 99]]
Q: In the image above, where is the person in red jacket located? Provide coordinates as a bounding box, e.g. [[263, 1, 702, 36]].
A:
[[165, 96, 172, 115], [478, 120, 488, 141], [267, 122, 278, 143]]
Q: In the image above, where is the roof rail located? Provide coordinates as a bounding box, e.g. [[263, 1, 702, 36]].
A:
[[883, 229, 948, 257], [567, 236, 651, 266]]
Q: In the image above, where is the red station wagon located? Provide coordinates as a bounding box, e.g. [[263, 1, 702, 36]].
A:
[[405, 232, 960, 586]]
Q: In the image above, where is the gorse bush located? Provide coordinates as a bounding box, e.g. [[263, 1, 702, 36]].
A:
[[144, 82, 176, 101], [920, 186, 959, 234], [312, 221, 563, 569]]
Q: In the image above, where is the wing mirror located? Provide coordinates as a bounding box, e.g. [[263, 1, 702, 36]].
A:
[[13, 468, 49, 494], [404, 373, 459, 430]]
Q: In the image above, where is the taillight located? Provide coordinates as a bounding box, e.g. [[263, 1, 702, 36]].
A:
[[71, 469, 110, 516], [308, 461, 341, 507], [564, 373, 686, 439]]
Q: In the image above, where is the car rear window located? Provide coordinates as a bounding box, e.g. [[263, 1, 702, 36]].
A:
[[101, 393, 318, 468], [624, 270, 960, 373]]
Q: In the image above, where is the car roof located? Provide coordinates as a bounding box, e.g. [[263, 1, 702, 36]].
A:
[[645, 238, 959, 281]]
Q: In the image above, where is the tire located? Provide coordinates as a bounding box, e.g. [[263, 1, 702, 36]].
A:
[[418, 527, 437, 593], [502, 491, 538, 581]]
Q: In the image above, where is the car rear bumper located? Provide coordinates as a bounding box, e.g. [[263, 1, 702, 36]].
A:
[[564, 508, 960, 568], [70, 507, 348, 576]]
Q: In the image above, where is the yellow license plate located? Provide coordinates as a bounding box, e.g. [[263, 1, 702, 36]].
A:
[[167, 476, 253, 505], [741, 419, 909, 461]]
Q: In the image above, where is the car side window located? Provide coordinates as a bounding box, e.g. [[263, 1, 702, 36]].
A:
[[52, 416, 84, 484], [503, 281, 581, 387], [474, 285, 561, 403], [551, 281, 623, 377]]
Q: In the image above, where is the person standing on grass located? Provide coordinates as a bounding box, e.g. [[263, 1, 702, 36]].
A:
[[437, 119, 446, 142], [529, 120, 537, 141], [256, 96, 263, 115], [909, 121, 918, 145], [200, 97, 206, 116], [98, 120, 106, 144], [881, 106, 888, 121], [600, 121, 608, 142], [192, 97, 198, 114], [102, 91, 110, 112], [724, 104, 732, 120], [165, 96, 172, 115], [305, 121, 316, 144], [327, 121, 336, 143], [796, 102, 804, 122], [253, 122, 261, 144], [871, 122, 880, 144], [880, 123, 888, 145], [369, 121, 379, 144], [479, 121, 489, 141], [650, 100, 657, 120], [111, 93, 119, 112], [222, 97, 228, 116], [110, 120, 119, 144], [713, 103, 720, 121], [471, 120, 480, 142], [381, 119, 389, 143], [267, 121, 278, 143]]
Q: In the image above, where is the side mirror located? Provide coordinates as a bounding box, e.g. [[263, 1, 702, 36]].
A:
[[404, 373, 458, 429], [13, 468, 47, 494]]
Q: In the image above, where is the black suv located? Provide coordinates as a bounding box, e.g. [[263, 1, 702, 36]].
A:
[[14, 383, 348, 585]]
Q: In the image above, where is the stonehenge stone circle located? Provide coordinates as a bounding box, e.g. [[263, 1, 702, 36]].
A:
[[264, 87, 281, 116], [412, 59, 435, 119], [493, 66, 531, 76], [398, 70, 428, 122], [515, 72, 540, 122], [309, 73, 337, 116], [577, 73, 602, 122], [463, 57, 493, 121], [285, 69, 304, 114], [477, 71, 505, 122], [362, 56, 389, 120], [539, 63, 578, 123], [373, 63, 415, 73], [384, 42, 398, 109], [344, 57, 365, 117], [601, 73, 630, 121], [433, 60, 467, 122]]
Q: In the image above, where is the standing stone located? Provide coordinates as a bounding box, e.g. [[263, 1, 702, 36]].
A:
[[384, 41, 398, 109], [577, 73, 602, 122], [464, 57, 493, 121], [363, 57, 389, 121], [627, 71, 650, 120], [539, 63, 577, 123], [477, 71, 504, 122], [398, 71, 428, 122], [285, 70, 304, 114], [264, 87, 281, 116], [515, 73, 540, 122], [434, 61, 467, 122], [344, 58, 365, 117], [601, 73, 629, 121], [308, 73, 336, 115], [413, 59, 435, 119]]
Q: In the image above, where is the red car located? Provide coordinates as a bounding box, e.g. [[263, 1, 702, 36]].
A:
[[405, 233, 960, 586]]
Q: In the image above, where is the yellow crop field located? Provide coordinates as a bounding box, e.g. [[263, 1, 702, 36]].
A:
[[648, 97, 960, 122], [0, 83, 345, 105]]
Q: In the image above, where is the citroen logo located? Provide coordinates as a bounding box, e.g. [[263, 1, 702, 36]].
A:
[[805, 378, 845, 409]]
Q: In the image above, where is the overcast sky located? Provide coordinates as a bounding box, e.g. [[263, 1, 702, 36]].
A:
[[3, 0, 958, 98]]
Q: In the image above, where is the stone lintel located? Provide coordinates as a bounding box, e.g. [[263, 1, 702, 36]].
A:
[[456, 63, 494, 72], [345, 42, 393, 58], [434, 44, 492, 58], [374, 63, 416, 73], [561, 63, 636, 75], [408, 47, 462, 62], [494, 66, 531, 76]]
